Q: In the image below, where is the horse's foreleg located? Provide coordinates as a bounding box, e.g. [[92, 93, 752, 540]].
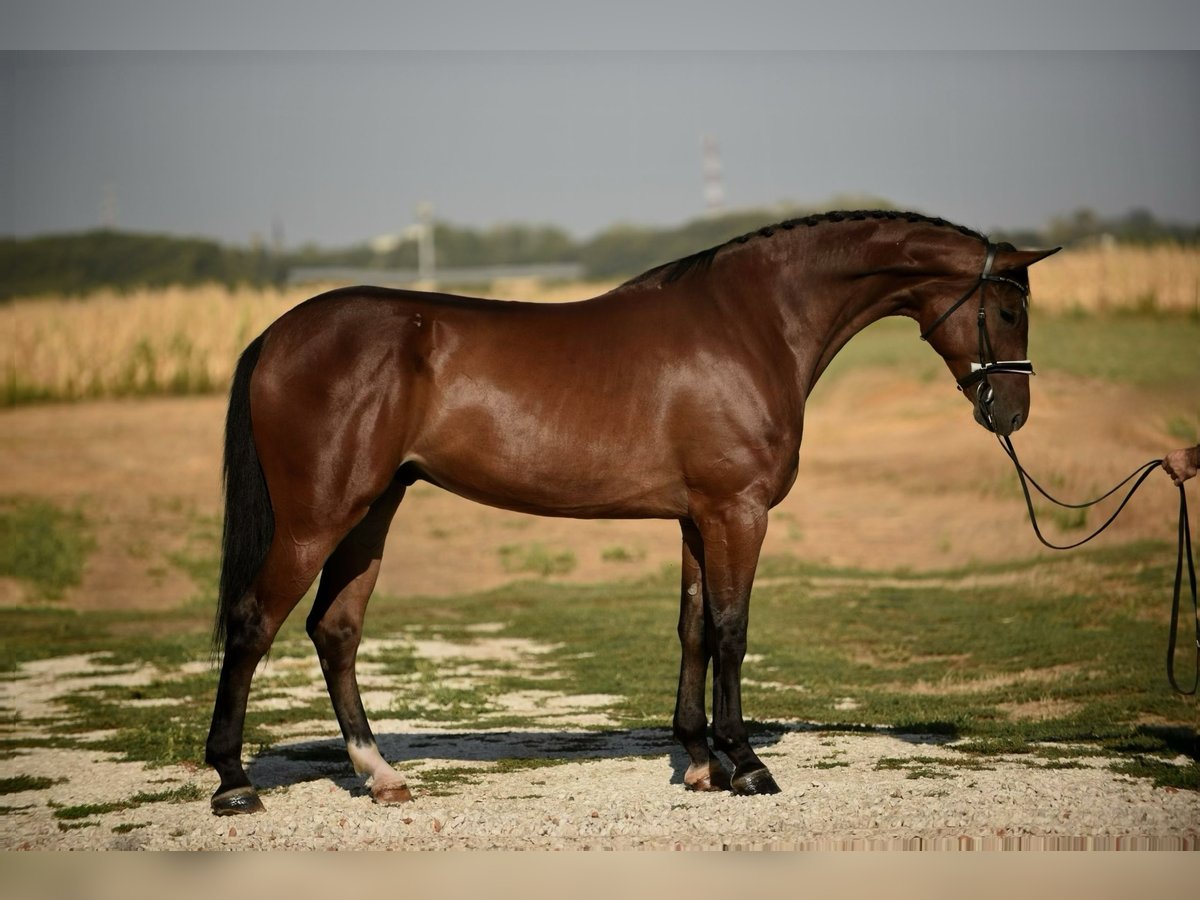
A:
[[306, 481, 411, 804], [673, 520, 730, 791], [207, 534, 333, 815], [693, 502, 780, 796]]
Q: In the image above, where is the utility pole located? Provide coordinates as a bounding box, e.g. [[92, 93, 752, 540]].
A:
[[701, 135, 725, 217], [100, 181, 119, 229], [416, 201, 435, 284], [403, 202, 436, 286]]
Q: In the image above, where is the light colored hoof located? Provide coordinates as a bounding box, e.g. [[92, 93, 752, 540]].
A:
[[371, 781, 414, 804], [684, 761, 731, 792]]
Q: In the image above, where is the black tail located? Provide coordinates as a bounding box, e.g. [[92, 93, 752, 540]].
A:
[[213, 333, 273, 659]]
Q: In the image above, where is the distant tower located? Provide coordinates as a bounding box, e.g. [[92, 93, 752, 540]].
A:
[[701, 135, 725, 216], [100, 181, 119, 229], [415, 201, 435, 283], [270, 216, 286, 255]]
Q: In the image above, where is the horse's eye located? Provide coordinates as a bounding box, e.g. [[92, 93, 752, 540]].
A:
[[998, 307, 1018, 326]]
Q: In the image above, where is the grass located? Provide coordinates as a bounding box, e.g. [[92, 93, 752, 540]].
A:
[[48, 784, 205, 823], [3, 541, 1192, 793], [0, 497, 93, 600], [1028, 243, 1200, 316], [1029, 313, 1200, 388], [3, 246, 1197, 407], [601, 544, 646, 563], [1, 278, 1196, 789], [498, 542, 577, 577], [0, 279, 611, 407], [1165, 414, 1198, 444], [821, 310, 1200, 391], [0, 775, 66, 794]]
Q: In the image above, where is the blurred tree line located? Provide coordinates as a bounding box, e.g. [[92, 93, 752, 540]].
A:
[[990, 207, 1200, 249], [4, 204, 1197, 300]]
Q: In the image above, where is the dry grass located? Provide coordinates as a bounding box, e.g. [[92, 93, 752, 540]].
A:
[[2, 244, 1196, 405], [1, 279, 614, 405], [1030, 243, 1200, 314], [3, 284, 291, 403]]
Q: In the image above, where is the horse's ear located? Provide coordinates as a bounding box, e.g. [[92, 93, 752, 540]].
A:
[[994, 246, 1061, 272]]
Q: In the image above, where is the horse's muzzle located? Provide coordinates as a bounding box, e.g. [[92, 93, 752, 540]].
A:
[[973, 385, 1028, 436]]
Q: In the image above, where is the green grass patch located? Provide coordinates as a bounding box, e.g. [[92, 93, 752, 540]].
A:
[[1111, 757, 1200, 791], [51, 783, 205, 822], [1165, 414, 1198, 444], [165, 513, 221, 602], [0, 775, 66, 794], [3, 539, 1195, 791], [58, 820, 99, 832], [875, 756, 995, 776], [601, 545, 646, 563], [1029, 312, 1200, 389], [413, 765, 488, 796], [498, 543, 577, 577], [816, 311, 1200, 393], [491, 756, 574, 774], [54, 801, 132, 820], [112, 822, 151, 834], [415, 758, 575, 796], [130, 783, 206, 804], [0, 496, 93, 599]]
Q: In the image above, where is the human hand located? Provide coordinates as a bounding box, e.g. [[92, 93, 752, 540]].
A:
[[1162, 446, 1200, 487]]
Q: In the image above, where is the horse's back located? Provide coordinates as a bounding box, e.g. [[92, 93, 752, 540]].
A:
[[246, 286, 685, 516], [249, 283, 791, 520]]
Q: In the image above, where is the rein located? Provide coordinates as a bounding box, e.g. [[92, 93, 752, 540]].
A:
[[923, 242, 1200, 695], [1000, 437, 1197, 695]]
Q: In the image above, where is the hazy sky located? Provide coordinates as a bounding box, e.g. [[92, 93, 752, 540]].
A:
[[3, 3, 1199, 247]]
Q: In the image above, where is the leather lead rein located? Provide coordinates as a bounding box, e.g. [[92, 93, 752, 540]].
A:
[[925, 241, 1199, 694]]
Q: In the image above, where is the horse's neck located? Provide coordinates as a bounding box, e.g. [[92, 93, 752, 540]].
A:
[[765, 238, 911, 395]]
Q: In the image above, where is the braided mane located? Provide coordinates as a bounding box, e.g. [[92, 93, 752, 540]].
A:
[[626, 209, 986, 287]]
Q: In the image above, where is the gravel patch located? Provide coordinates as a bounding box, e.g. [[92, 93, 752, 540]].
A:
[[3, 729, 1198, 850], [3, 638, 1197, 851]]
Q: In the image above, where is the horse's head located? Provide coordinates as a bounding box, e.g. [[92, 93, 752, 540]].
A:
[[916, 241, 1059, 436]]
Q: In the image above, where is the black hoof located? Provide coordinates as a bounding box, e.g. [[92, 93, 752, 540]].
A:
[[211, 786, 265, 816], [731, 767, 782, 796]]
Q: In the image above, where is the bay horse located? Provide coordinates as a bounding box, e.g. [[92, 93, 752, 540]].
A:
[[205, 210, 1058, 814]]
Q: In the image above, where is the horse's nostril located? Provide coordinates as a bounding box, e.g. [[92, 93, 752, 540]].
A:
[[1011, 412, 1024, 431]]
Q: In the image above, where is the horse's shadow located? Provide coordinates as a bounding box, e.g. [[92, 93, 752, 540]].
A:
[[243, 721, 961, 797], [244, 726, 785, 796]]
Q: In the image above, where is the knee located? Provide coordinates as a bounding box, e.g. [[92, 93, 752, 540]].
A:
[[306, 614, 360, 657]]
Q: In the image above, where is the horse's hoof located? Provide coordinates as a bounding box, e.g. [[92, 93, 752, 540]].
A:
[[371, 782, 414, 805], [731, 767, 782, 796], [211, 786, 265, 816], [684, 761, 732, 792]]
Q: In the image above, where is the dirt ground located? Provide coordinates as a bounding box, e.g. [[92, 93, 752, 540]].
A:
[[0, 367, 1190, 612], [3, 368, 1198, 852]]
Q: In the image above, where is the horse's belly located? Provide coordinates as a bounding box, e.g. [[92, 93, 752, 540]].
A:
[[407, 421, 688, 519]]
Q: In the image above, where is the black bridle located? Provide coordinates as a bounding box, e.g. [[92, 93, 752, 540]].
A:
[[920, 241, 1034, 428], [923, 241, 1198, 694]]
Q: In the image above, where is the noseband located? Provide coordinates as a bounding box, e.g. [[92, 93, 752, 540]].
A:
[[919, 242, 1034, 423]]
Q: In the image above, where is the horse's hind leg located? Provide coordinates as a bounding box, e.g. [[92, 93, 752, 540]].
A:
[[673, 520, 730, 791], [306, 480, 411, 804], [207, 532, 336, 814]]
